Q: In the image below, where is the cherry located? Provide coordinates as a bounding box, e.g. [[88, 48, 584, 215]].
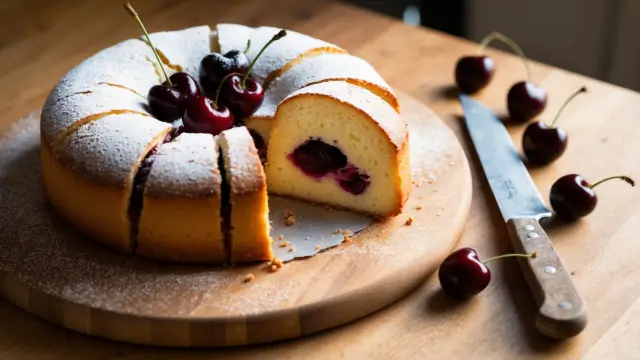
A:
[[124, 3, 200, 122], [336, 165, 370, 195], [439, 247, 536, 300], [455, 56, 495, 94], [183, 73, 234, 136], [221, 29, 287, 119], [199, 41, 250, 96], [288, 139, 347, 178], [550, 174, 635, 221], [147, 72, 200, 121], [522, 86, 587, 165], [507, 81, 548, 122]]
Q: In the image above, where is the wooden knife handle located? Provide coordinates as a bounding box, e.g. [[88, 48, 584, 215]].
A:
[[506, 218, 588, 339]]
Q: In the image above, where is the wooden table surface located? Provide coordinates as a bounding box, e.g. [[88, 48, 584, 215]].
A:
[[1, 0, 639, 359]]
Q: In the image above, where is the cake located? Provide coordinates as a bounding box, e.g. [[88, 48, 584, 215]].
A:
[[40, 20, 411, 264], [218, 127, 272, 262], [245, 53, 400, 145], [136, 133, 226, 262], [265, 81, 411, 218]]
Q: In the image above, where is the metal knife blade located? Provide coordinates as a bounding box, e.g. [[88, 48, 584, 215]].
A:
[[459, 94, 551, 221], [459, 94, 587, 339]]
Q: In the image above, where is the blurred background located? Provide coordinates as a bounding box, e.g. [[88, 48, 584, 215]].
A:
[[347, 0, 639, 91]]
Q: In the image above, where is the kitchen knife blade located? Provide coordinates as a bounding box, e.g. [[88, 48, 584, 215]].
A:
[[459, 94, 587, 339]]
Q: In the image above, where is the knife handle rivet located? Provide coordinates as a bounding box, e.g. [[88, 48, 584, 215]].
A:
[[544, 266, 557, 274], [526, 232, 539, 239], [523, 224, 535, 231], [558, 301, 572, 309]]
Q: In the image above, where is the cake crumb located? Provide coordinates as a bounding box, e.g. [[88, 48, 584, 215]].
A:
[[270, 265, 279, 272], [405, 217, 414, 225], [315, 245, 321, 250], [285, 215, 296, 226], [343, 235, 352, 243], [279, 241, 291, 248], [288, 245, 296, 252], [332, 229, 341, 234], [341, 229, 352, 235], [244, 273, 255, 283], [278, 234, 284, 241], [437, 212, 441, 217], [416, 205, 423, 210], [273, 258, 284, 268]]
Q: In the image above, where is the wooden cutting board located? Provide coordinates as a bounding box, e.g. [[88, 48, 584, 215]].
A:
[[0, 91, 471, 347]]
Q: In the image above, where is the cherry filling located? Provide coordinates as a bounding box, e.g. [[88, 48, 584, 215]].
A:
[[288, 139, 370, 195], [128, 132, 175, 243]]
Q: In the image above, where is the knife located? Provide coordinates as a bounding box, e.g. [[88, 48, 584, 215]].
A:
[[459, 94, 587, 339]]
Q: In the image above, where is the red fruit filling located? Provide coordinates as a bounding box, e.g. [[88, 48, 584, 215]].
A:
[[288, 139, 370, 195], [128, 132, 175, 244]]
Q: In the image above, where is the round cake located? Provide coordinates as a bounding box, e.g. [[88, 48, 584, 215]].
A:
[[40, 23, 411, 264]]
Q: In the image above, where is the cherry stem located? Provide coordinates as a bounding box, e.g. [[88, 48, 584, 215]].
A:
[[213, 72, 234, 108], [244, 39, 251, 54], [124, 3, 174, 87], [482, 252, 537, 264], [241, 29, 287, 88], [550, 86, 587, 127], [589, 175, 635, 189], [478, 31, 531, 82]]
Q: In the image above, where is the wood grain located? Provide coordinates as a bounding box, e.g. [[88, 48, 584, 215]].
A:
[[1, 0, 640, 358], [0, 92, 471, 347]]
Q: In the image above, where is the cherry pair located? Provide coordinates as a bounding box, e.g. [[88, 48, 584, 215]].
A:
[[455, 32, 546, 123]]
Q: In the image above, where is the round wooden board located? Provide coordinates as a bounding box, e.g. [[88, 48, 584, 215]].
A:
[[0, 91, 471, 347]]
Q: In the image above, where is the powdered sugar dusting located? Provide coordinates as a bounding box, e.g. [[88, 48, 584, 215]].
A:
[[45, 39, 159, 100], [283, 81, 407, 149], [41, 84, 151, 145], [219, 127, 264, 194], [56, 114, 171, 186], [145, 133, 220, 197], [245, 26, 344, 84], [215, 23, 254, 54], [144, 26, 211, 79]]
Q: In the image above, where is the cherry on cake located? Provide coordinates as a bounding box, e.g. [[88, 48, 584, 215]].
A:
[[137, 133, 225, 262], [266, 81, 411, 218]]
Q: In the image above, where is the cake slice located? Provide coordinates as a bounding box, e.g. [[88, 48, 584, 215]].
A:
[[212, 23, 254, 54], [46, 39, 160, 100], [41, 84, 151, 146], [266, 81, 411, 218], [218, 127, 272, 262], [245, 26, 346, 86], [41, 113, 172, 252], [245, 53, 399, 146], [142, 25, 211, 79], [136, 133, 225, 262]]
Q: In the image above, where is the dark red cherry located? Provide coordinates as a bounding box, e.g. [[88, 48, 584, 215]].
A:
[[455, 56, 495, 94], [124, 4, 200, 122], [182, 95, 234, 136], [147, 72, 200, 121], [439, 247, 536, 300], [219, 29, 287, 119], [289, 139, 347, 178], [522, 87, 586, 165], [550, 174, 635, 221], [507, 81, 547, 122], [199, 50, 249, 96], [220, 74, 265, 119], [522, 122, 567, 165], [336, 165, 370, 195]]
